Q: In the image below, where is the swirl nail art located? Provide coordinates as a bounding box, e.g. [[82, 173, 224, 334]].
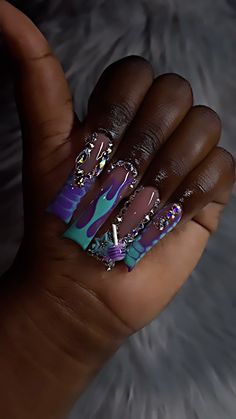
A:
[[47, 131, 113, 223], [63, 161, 138, 249], [124, 203, 183, 271], [88, 186, 160, 270]]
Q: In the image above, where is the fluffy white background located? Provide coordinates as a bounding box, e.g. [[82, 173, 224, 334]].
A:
[[0, 1, 236, 418]]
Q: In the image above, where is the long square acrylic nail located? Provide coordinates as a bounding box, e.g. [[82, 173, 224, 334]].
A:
[[124, 203, 183, 271], [63, 161, 138, 249], [47, 131, 113, 223]]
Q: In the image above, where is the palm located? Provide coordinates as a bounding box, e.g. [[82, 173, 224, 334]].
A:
[[32, 196, 213, 333], [3, 2, 232, 336]]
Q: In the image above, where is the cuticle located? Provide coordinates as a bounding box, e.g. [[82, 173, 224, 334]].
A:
[[97, 127, 115, 141]]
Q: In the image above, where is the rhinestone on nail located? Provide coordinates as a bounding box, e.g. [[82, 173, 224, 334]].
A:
[[73, 131, 113, 188], [108, 160, 138, 188], [154, 203, 182, 231]]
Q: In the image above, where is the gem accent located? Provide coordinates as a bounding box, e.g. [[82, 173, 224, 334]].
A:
[[107, 244, 126, 261], [114, 186, 160, 246], [179, 189, 194, 203], [154, 203, 182, 231], [108, 160, 138, 188], [73, 132, 113, 188], [47, 130, 113, 224], [88, 231, 115, 270], [107, 224, 126, 262]]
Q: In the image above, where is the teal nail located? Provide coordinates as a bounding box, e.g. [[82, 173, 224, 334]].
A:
[[63, 161, 138, 249]]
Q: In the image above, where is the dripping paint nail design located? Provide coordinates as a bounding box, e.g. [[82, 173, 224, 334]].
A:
[[63, 161, 138, 250], [88, 186, 160, 270], [47, 131, 113, 223], [124, 203, 183, 272]]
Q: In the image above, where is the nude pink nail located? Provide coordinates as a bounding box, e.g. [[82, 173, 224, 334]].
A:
[[118, 186, 160, 238]]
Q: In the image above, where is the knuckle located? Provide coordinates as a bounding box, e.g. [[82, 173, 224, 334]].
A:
[[133, 123, 165, 156], [191, 147, 235, 197], [195, 178, 210, 195], [104, 101, 135, 127], [27, 50, 54, 63], [189, 171, 211, 196]]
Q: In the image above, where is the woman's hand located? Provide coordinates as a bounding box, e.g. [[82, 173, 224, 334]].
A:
[[0, 2, 235, 418]]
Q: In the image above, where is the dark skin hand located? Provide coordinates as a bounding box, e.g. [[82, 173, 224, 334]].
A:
[[0, 2, 235, 418]]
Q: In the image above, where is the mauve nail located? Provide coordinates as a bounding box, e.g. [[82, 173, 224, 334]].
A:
[[78, 133, 112, 175], [47, 131, 113, 223], [118, 187, 160, 238], [63, 161, 138, 249]]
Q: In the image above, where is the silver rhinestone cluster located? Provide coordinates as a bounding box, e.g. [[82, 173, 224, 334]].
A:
[[108, 160, 138, 188], [155, 203, 182, 231], [179, 189, 193, 203], [114, 186, 160, 245], [88, 230, 115, 271], [73, 132, 113, 187]]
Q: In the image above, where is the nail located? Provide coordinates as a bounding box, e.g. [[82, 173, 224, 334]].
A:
[[63, 161, 138, 249], [118, 186, 160, 238], [124, 202, 183, 271], [47, 131, 113, 223], [88, 186, 160, 269]]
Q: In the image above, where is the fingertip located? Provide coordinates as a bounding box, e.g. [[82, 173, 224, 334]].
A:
[[0, 0, 50, 61]]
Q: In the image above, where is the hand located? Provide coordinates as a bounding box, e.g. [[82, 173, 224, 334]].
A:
[[0, 2, 235, 418]]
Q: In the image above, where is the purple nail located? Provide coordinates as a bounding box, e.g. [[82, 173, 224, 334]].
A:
[[47, 131, 113, 223], [63, 161, 138, 249], [88, 186, 160, 269]]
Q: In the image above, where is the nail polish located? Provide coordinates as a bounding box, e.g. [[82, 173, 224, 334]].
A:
[[124, 203, 182, 271], [88, 186, 160, 270], [63, 161, 138, 249], [47, 131, 113, 223], [118, 186, 160, 239]]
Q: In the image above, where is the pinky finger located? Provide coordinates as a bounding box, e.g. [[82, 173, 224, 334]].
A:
[[172, 146, 235, 233]]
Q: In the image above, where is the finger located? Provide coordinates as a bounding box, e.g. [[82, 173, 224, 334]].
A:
[[48, 56, 154, 222], [146, 105, 221, 203], [114, 73, 193, 175], [81, 105, 220, 267], [0, 1, 75, 164], [172, 146, 235, 228], [115, 105, 221, 236], [124, 146, 235, 271], [84, 56, 154, 139], [63, 74, 192, 249]]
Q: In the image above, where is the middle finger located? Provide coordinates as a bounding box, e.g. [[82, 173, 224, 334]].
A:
[[63, 73, 192, 249]]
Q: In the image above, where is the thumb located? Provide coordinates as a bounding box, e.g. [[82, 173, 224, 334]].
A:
[[0, 1, 80, 209]]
